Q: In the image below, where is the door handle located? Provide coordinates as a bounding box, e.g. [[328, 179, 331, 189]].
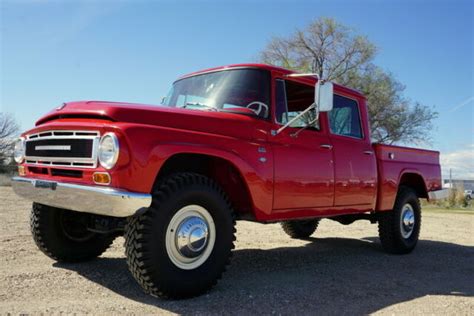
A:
[[320, 144, 333, 149], [363, 150, 374, 155]]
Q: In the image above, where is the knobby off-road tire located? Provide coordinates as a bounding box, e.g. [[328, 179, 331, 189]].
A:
[[378, 186, 421, 254], [30, 203, 115, 262], [125, 173, 236, 299], [281, 219, 320, 239]]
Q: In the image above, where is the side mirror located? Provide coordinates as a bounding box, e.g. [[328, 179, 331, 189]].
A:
[[314, 81, 333, 113]]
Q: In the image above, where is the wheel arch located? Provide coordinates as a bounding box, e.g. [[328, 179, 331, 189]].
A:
[[153, 151, 256, 219], [398, 170, 428, 199]]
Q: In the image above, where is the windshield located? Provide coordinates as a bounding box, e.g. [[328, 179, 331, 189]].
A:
[[162, 69, 271, 118]]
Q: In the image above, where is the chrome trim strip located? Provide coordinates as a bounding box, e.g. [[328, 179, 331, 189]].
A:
[[11, 176, 151, 217], [35, 145, 71, 151], [24, 161, 95, 168], [428, 189, 449, 201], [27, 130, 100, 140], [25, 156, 96, 163]]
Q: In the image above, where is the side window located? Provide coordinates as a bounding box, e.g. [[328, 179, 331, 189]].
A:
[[275, 79, 319, 130], [329, 95, 362, 138]]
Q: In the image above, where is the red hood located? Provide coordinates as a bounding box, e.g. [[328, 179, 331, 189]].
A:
[[35, 100, 266, 140], [38, 101, 181, 124]]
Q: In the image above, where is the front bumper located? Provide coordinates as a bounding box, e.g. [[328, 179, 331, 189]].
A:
[[11, 177, 152, 217], [428, 189, 449, 200]]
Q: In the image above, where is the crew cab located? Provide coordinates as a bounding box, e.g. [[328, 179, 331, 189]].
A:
[[12, 64, 447, 299]]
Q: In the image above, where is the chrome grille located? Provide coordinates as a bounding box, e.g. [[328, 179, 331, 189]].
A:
[[25, 130, 100, 168]]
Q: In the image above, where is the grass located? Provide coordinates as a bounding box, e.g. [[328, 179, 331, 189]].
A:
[[421, 198, 473, 214], [423, 206, 474, 215]]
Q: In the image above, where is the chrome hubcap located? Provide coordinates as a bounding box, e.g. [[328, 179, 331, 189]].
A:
[[165, 205, 215, 270], [400, 204, 415, 239], [176, 216, 209, 258]]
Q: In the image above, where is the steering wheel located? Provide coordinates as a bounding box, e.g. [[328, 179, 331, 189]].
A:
[[246, 101, 269, 117]]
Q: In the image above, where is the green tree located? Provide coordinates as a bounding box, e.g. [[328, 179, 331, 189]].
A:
[[260, 17, 438, 145]]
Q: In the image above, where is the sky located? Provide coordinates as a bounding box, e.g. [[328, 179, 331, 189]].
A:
[[1, 0, 473, 179]]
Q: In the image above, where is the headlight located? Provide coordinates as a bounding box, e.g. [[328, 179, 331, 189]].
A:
[[98, 133, 119, 169], [13, 137, 25, 163]]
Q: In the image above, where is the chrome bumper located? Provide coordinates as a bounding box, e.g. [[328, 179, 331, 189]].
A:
[[428, 189, 449, 200], [11, 177, 152, 217]]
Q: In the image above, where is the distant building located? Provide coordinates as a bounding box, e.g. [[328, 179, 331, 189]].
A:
[[443, 179, 474, 190]]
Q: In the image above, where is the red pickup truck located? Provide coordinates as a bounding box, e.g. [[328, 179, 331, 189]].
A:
[[12, 64, 447, 298]]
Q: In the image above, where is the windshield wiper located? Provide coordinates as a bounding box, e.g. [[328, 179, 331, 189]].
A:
[[183, 102, 219, 111]]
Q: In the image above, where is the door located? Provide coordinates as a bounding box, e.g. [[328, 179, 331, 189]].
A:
[[272, 79, 334, 209], [328, 94, 377, 207]]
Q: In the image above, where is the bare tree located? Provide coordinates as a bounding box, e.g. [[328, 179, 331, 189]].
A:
[[260, 17, 438, 145], [0, 113, 20, 165], [261, 17, 376, 81]]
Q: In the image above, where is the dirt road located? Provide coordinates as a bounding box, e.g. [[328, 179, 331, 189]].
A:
[[1, 186, 473, 315]]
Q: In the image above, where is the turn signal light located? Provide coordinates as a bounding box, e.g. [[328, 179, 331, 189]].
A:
[[93, 172, 111, 185], [18, 166, 26, 176]]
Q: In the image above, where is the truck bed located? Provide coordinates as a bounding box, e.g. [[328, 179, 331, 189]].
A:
[[374, 144, 443, 211]]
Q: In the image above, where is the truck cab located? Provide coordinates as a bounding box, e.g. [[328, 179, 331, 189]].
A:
[[271, 72, 377, 214], [12, 64, 447, 299]]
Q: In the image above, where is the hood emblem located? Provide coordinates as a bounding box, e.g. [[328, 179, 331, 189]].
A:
[[56, 103, 67, 111]]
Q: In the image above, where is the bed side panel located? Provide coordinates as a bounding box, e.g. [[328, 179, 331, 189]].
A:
[[374, 144, 442, 211]]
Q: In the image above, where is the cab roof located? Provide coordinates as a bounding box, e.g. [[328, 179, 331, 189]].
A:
[[178, 63, 365, 98]]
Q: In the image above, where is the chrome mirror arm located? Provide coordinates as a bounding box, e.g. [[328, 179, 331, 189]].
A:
[[274, 103, 316, 135], [290, 116, 319, 138]]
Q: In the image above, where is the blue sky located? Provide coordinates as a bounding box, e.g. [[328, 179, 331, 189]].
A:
[[1, 0, 473, 179]]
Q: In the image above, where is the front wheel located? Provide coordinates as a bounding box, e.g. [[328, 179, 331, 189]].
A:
[[30, 203, 115, 262], [125, 173, 236, 299], [378, 186, 421, 254]]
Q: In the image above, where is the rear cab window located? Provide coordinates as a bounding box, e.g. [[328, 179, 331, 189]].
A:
[[329, 95, 362, 138]]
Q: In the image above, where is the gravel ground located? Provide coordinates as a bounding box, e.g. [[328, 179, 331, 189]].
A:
[[1, 186, 473, 315]]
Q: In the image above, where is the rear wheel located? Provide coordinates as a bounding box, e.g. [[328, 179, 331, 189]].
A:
[[378, 186, 421, 254], [281, 219, 320, 239], [125, 173, 236, 299], [30, 203, 115, 262]]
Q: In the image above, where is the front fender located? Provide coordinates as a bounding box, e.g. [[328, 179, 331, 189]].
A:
[[147, 142, 273, 219]]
